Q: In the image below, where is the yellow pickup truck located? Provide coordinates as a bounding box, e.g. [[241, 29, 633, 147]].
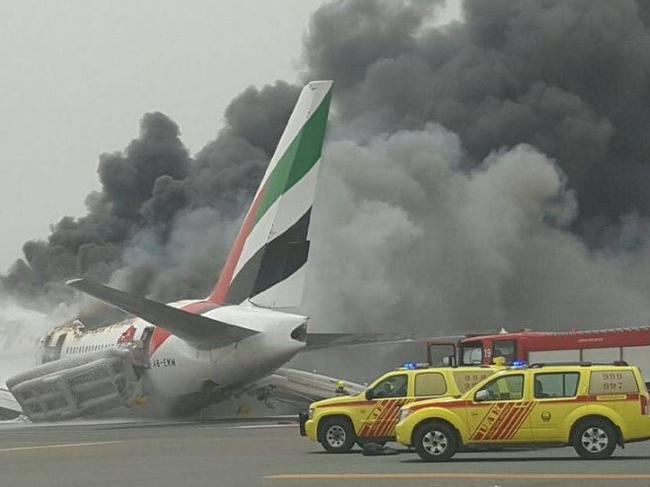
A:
[[395, 363, 650, 461], [300, 364, 496, 452]]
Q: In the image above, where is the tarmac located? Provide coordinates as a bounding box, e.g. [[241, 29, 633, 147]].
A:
[[0, 418, 649, 487]]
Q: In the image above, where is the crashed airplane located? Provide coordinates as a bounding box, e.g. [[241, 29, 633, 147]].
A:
[[1, 81, 381, 421]]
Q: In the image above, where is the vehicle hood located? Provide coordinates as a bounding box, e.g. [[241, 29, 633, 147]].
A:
[[311, 393, 366, 408]]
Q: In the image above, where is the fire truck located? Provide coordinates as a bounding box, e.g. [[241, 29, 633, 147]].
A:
[[427, 326, 650, 387]]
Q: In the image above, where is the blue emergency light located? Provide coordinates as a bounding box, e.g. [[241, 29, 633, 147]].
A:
[[402, 361, 418, 370], [511, 360, 527, 369]]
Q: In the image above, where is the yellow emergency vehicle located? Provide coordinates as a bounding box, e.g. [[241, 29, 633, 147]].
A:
[[395, 362, 650, 461], [300, 364, 497, 452]]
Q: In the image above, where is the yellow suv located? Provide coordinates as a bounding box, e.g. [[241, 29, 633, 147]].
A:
[[300, 365, 496, 452], [395, 362, 650, 461]]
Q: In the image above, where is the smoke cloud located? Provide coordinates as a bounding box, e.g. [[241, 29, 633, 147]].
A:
[[4, 0, 650, 380]]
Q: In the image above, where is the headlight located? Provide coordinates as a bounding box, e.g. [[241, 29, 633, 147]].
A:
[[399, 408, 412, 422], [308, 408, 314, 420]]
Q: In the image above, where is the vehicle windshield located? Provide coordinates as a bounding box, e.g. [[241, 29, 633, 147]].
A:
[[461, 342, 483, 365]]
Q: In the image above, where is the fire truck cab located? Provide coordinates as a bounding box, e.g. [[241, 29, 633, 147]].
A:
[[428, 326, 650, 388]]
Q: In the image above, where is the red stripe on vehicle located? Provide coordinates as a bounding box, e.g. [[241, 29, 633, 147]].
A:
[[376, 400, 405, 437], [489, 403, 521, 440], [481, 403, 512, 440], [498, 402, 534, 440], [367, 401, 394, 437], [470, 404, 494, 440], [319, 401, 374, 409], [359, 402, 386, 437], [410, 400, 474, 412], [503, 402, 536, 440]]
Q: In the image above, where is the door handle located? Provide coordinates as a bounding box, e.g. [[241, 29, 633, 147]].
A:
[[470, 411, 478, 416]]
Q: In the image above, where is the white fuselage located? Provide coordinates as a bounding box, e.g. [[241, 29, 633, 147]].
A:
[[38, 300, 308, 413]]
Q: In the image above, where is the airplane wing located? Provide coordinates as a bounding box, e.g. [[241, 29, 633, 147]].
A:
[[67, 278, 258, 349], [304, 333, 466, 351], [0, 384, 22, 420], [240, 368, 365, 408]]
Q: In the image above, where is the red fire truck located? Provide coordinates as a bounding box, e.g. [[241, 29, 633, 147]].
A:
[[428, 326, 650, 386]]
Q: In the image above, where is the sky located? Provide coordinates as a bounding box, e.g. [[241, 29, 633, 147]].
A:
[[0, 0, 329, 271]]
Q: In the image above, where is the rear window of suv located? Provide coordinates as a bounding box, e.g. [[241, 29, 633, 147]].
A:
[[589, 370, 639, 395], [534, 372, 580, 399], [453, 370, 495, 393], [414, 372, 447, 396]]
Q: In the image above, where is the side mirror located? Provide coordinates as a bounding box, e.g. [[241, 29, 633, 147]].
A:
[[475, 390, 490, 402], [365, 389, 374, 400]]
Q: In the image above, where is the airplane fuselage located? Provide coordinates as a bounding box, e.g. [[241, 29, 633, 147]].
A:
[[38, 300, 308, 413]]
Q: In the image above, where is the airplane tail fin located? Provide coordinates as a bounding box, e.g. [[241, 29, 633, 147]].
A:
[[208, 81, 333, 309]]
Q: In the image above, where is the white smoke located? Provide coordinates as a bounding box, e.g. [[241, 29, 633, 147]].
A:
[[293, 123, 650, 381], [0, 298, 58, 384]]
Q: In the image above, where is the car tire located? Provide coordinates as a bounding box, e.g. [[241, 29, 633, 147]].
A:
[[572, 418, 617, 460], [413, 421, 458, 462], [320, 418, 355, 453]]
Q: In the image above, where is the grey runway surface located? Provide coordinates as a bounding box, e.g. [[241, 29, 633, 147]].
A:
[[0, 419, 649, 487]]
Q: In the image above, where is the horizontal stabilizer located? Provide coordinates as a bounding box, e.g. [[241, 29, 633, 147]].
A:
[[241, 368, 364, 407], [304, 333, 466, 351], [67, 278, 258, 349]]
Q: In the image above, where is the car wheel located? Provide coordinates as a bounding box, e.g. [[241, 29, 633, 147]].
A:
[[320, 418, 355, 453], [572, 418, 617, 459], [413, 421, 458, 462]]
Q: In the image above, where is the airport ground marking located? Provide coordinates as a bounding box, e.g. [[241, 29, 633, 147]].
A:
[[0, 441, 120, 453], [265, 473, 650, 481]]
